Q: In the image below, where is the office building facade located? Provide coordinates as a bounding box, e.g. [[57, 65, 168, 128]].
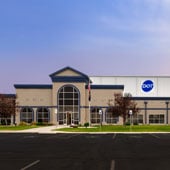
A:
[[13, 66, 170, 125]]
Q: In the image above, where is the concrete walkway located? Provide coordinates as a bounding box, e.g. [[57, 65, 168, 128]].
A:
[[0, 125, 66, 134], [20, 125, 58, 134]]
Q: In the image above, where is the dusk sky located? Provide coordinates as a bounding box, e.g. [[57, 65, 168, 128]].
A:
[[1, 0, 170, 93]]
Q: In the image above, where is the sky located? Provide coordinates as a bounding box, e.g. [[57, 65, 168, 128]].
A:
[[1, 0, 170, 93]]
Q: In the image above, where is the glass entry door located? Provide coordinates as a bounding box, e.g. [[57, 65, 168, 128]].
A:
[[63, 112, 72, 125]]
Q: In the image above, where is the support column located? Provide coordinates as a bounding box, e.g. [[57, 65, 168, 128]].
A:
[[102, 108, 106, 124], [10, 115, 13, 125], [33, 108, 37, 122], [166, 102, 169, 125], [144, 101, 148, 124]]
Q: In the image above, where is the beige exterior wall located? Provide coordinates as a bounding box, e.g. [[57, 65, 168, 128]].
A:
[[55, 70, 80, 77], [16, 89, 52, 106], [90, 89, 123, 106]]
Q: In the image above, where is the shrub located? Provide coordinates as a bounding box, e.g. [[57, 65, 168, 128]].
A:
[[84, 122, 89, 128], [125, 122, 130, 126], [133, 121, 138, 125], [31, 121, 37, 126], [19, 121, 28, 126], [36, 122, 53, 126]]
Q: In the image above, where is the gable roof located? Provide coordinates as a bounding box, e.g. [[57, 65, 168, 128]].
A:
[[49, 66, 91, 83]]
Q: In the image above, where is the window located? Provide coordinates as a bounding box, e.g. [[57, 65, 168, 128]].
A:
[[131, 114, 143, 124], [0, 113, 11, 125], [149, 114, 164, 124], [58, 85, 80, 125], [91, 107, 101, 124], [138, 114, 143, 124], [37, 107, 50, 123], [106, 107, 119, 124], [20, 107, 34, 123]]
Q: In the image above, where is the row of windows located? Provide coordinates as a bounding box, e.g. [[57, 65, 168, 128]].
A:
[[20, 107, 50, 123], [58, 100, 79, 105], [91, 108, 120, 124], [19, 107, 166, 124], [90, 110, 165, 124], [149, 114, 164, 124], [59, 93, 79, 99]]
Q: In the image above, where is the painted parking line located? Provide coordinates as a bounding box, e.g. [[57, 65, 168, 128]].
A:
[[23, 135, 37, 139], [112, 134, 116, 140], [110, 160, 115, 170], [150, 134, 160, 139], [47, 133, 81, 139], [129, 135, 143, 138], [20, 160, 40, 170]]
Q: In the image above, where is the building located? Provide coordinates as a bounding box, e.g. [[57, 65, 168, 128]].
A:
[[12, 66, 170, 125]]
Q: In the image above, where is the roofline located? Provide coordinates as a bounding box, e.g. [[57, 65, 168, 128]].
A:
[[85, 85, 124, 90], [14, 84, 52, 89], [0, 94, 16, 98], [132, 97, 170, 101], [49, 66, 90, 79], [90, 76, 170, 78]]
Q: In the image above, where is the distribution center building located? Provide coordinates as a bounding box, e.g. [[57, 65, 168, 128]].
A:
[[13, 66, 170, 125]]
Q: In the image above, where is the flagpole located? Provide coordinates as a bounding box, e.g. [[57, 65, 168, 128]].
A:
[[89, 99, 91, 126], [88, 80, 91, 126]]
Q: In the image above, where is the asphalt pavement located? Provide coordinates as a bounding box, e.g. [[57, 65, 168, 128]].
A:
[[0, 133, 170, 170]]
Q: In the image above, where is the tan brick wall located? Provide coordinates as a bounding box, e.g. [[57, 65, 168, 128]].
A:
[[16, 89, 52, 106], [55, 70, 80, 76], [90, 89, 123, 106]]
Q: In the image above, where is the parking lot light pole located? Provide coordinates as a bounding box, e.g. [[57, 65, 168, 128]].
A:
[[129, 110, 133, 125], [99, 109, 102, 128], [55, 108, 57, 127]]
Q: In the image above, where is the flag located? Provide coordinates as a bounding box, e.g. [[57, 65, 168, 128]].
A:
[[88, 81, 91, 101]]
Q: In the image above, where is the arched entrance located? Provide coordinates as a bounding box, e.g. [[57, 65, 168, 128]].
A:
[[58, 85, 80, 125]]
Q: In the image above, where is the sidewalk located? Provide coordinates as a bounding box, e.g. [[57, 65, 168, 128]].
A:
[[0, 125, 66, 134], [20, 125, 58, 134]]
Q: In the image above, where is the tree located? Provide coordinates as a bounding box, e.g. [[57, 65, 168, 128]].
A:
[[108, 93, 139, 125], [0, 94, 16, 125]]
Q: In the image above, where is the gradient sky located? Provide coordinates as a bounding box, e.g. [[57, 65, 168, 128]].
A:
[[1, 0, 170, 93]]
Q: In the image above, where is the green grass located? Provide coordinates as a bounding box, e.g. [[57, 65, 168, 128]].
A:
[[0, 125, 38, 130], [56, 125, 170, 132]]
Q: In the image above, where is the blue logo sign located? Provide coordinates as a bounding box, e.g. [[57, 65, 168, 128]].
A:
[[142, 80, 154, 92]]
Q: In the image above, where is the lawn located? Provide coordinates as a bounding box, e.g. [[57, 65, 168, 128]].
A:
[[57, 125, 170, 132], [0, 125, 38, 130]]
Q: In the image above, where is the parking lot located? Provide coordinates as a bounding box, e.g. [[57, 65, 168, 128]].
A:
[[0, 133, 170, 170]]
